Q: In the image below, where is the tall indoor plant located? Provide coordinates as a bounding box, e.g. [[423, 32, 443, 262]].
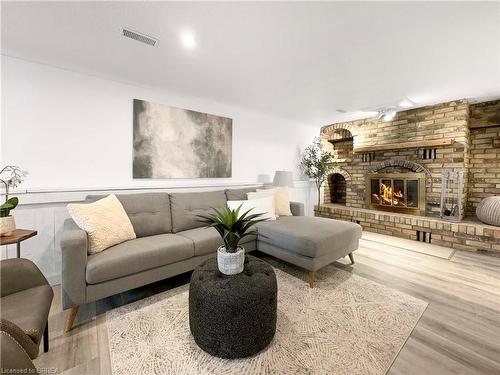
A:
[[197, 205, 267, 275], [0, 165, 27, 236], [300, 137, 335, 210]]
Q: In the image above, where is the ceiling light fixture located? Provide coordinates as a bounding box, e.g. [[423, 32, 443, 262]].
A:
[[180, 31, 196, 49], [383, 110, 397, 122], [398, 97, 416, 108]]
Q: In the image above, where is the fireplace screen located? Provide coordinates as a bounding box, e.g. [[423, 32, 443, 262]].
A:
[[367, 173, 425, 215]]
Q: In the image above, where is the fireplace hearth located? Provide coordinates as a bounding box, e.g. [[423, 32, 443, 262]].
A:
[[367, 173, 426, 215]]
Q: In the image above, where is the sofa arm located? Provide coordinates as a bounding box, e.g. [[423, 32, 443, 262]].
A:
[[290, 201, 305, 216], [0, 259, 49, 298], [0, 328, 36, 372], [60, 219, 88, 310], [0, 319, 39, 360]]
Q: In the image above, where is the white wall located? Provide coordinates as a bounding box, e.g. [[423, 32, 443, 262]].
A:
[[2, 56, 317, 190], [1, 56, 318, 283]]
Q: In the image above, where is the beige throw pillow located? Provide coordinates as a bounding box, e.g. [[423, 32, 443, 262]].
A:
[[254, 187, 292, 216], [227, 196, 276, 221], [67, 194, 136, 254]]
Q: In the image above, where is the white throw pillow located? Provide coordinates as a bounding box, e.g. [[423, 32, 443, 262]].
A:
[[247, 190, 275, 200], [255, 187, 292, 216], [67, 194, 136, 254], [227, 196, 276, 221]]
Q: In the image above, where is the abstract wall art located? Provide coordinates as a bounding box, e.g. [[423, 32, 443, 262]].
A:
[[133, 99, 232, 178]]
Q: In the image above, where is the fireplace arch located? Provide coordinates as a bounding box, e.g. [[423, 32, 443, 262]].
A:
[[325, 168, 350, 205], [329, 173, 347, 204], [369, 159, 431, 176]]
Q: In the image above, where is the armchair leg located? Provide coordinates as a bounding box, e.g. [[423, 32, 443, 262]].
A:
[[348, 253, 355, 264], [308, 271, 315, 288], [43, 322, 49, 352], [65, 306, 79, 332]]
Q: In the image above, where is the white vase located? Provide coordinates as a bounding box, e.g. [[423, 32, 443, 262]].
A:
[[217, 246, 245, 275], [0, 216, 16, 236]]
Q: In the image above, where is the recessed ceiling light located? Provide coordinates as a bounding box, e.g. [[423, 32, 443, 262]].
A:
[[180, 31, 196, 49], [398, 98, 416, 108]]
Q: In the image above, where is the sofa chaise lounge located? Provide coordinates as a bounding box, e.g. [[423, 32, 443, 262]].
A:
[[61, 188, 362, 331]]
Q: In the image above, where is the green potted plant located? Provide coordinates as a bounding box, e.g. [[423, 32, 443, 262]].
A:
[[0, 165, 27, 236], [197, 205, 268, 275], [300, 137, 335, 210]]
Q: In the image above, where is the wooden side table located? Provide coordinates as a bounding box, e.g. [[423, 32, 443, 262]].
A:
[[0, 229, 38, 258]]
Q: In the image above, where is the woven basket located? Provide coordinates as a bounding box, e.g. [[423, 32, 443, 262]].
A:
[[476, 196, 500, 227]]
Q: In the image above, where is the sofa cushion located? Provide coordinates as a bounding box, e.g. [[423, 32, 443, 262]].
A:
[[1, 285, 54, 344], [86, 193, 172, 237], [170, 191, 227, 233], [86, 234, 194, 284], [227, 196, 276, 221], [254, 187, 293, 216], [69, 194, 136, 254], [256, 216, 362, 258], [224, 187, 259, 201], [177, 227, 224, 256], [178, 227, 256, 257]]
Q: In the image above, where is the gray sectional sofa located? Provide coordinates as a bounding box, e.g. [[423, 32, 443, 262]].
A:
[[61, 187, 362, 331]]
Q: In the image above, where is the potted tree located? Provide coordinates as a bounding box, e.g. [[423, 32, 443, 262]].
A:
[[197, 205, 268, 275], [0, 165, 27, 236], [300, 137, 335, 210]]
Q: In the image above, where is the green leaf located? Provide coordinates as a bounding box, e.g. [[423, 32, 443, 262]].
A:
[[6, 197, 18, 209], [194, 203, 268, 249], [0, 202, 14, 217]]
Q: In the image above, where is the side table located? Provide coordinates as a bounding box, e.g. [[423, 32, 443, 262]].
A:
[[0, 229, 38, 258]]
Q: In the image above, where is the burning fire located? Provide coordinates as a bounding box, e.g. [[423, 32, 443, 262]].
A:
[[372, 183, 404, 206]]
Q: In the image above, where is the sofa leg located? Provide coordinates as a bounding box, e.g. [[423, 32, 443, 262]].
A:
[[308, 271, 315, 288], [65, 306, 79, 332], [348, 253, 355, 264], [43, 322, 49, 352]]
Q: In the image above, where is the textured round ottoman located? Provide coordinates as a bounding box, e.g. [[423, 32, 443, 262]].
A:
[[189, 255, 277, 359], [476, 196, 500, 227]]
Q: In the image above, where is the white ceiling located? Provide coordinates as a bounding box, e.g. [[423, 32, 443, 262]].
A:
[[2, 1, 500, 125]]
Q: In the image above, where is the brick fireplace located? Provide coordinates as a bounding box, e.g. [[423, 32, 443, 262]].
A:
[[317, 99, 500, 254], [367, 172, 426, 216]]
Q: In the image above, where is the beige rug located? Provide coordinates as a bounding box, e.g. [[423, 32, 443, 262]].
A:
[[106, 261, 427, 375]]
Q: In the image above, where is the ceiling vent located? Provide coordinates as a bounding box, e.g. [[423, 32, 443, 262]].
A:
[[122, 27, 158, 47]]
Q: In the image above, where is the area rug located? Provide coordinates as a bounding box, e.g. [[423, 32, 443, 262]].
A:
[[106, 261, 427, 375]]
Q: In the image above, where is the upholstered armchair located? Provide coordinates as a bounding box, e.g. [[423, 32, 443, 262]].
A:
[[0, 324, 37, 372], [0, 258, 54, 361]]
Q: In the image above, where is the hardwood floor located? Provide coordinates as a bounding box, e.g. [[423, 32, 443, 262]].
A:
[[34, 238, 500, 374]]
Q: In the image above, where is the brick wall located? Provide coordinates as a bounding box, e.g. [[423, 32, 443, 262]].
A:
[[466, 100, 500, 216], [316, 205, 500, 254], [320, 100, 470, 217]]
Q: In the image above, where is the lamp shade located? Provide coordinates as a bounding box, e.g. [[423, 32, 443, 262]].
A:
[[272, 171, 294, 188]]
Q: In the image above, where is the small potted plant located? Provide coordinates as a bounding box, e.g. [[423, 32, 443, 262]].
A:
[[197, 205, 268, 275], [0, 165, 27, 236]]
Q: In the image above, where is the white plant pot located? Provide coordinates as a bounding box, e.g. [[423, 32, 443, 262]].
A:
[[0, 216, 16, 236], [217, 246, 245, 275]]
